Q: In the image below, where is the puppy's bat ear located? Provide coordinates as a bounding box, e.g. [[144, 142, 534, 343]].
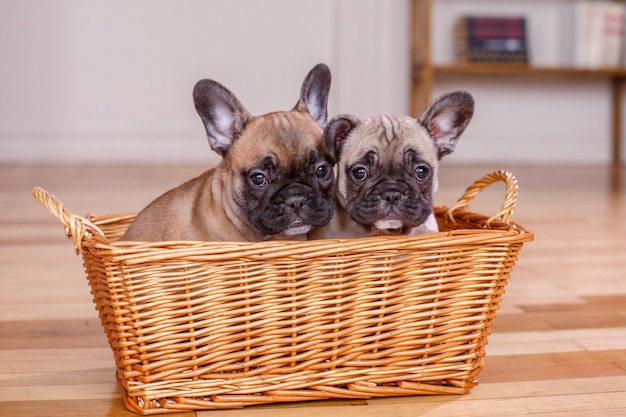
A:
[[193, 79, 252, 158], [418, 90, 474, 159], [294, 63, 332, 127], [323, 114, 360, 162]]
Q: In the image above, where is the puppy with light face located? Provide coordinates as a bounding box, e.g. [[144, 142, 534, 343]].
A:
[[309, 91, 474, 239]]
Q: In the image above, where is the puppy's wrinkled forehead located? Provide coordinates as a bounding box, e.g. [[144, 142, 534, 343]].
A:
[[342, 114, 438, 165], [230, 111, 325, 171]]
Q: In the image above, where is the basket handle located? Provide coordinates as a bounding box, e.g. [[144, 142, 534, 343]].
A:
[[446, 170, 518, 225], [32, 186, 106, 254]]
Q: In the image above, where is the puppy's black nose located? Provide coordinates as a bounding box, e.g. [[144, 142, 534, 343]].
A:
[[383, 190, 402, 207], [285, 195, 306, 210], [280, 184, 312, 210]]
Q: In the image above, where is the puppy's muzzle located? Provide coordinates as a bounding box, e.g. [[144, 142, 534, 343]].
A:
[[372, 181, 413, 233], [276, 184, 316, 234]]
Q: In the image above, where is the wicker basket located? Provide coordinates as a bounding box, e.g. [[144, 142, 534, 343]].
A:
[[32, 170, 532, 415]]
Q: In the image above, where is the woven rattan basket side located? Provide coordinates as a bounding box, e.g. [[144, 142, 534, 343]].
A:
[[33, 170, 533, 415]]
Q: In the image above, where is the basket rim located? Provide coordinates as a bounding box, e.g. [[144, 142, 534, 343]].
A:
[[82, 216, 533, 265]]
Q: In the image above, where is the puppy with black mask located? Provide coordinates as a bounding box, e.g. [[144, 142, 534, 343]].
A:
[[122, 64, 335, 242]]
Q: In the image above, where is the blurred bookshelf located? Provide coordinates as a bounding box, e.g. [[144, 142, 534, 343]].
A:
[[411, 0, 626, 168]]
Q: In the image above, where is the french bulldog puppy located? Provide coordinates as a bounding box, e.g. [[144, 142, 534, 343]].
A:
[[121, 63, 335, 242], [309, 91, 474, 239]]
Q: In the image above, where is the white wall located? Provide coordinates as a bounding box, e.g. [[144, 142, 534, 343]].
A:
[[0, 0, 410, 164], [0, 0, 329, 163], [0, 0, 623, 164]]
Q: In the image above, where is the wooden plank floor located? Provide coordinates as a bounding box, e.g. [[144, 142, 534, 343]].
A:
[[1, 163, 625, 417]]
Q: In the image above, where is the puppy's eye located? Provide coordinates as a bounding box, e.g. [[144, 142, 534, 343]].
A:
[[415, 165, 430, 181], [250, 172, 268, 187], [316, 163, 332, 179], [351, 166, 367, 181]]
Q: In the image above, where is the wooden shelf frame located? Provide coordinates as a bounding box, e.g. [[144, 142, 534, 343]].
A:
[[410, 0, 625, 168]]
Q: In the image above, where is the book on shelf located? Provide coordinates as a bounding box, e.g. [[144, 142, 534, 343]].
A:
[[456, 16, 529, 65], [572, 0, 625, 69]]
